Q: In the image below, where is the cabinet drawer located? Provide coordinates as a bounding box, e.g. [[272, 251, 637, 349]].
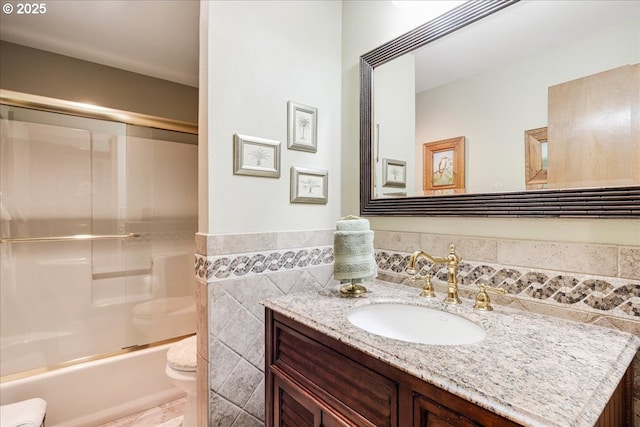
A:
[[272, 320, 398, 427], [414, 392, 482, 427]]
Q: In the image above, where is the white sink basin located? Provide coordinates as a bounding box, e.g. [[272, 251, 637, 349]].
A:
[[347, 303, 486, 345]]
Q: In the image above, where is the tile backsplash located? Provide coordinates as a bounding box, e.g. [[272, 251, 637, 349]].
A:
[[373, 230, 639, 329], [196, 228, 639, 426]]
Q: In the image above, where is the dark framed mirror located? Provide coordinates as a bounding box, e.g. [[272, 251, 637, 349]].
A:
[[360, 0, 639, 218]]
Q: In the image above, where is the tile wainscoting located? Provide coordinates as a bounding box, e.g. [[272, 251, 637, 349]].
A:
[[194, 230, 336, 426], [195, 229, 639, 426]]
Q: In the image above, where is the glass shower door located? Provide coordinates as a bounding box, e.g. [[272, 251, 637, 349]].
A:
[[0, 112, 125, 376], [0, 105, 197, 379]]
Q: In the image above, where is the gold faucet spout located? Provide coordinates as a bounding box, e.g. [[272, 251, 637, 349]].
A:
[[406, 244, 462, 304], [407, 251, 447, 273]]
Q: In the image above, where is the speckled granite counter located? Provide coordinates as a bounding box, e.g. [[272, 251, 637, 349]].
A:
[[262, 280, 640, 427]]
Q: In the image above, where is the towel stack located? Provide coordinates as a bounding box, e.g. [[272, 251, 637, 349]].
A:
[[333, 216, 377, 282], [0, 398, 47, 427]]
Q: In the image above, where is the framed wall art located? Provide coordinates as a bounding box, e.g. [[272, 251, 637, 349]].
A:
[[287, 101, 318, 152], [290, 166, 328, 204], [524, 127, 548, 190], [382, 158, 406, 187], [422, 136, 465, 192], [233, 133, 281, 178]]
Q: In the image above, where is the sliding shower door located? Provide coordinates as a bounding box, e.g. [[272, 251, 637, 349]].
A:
[[0, 104, 197, 378]]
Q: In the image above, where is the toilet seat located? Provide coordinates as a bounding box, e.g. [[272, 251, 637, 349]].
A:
[[167, 335, 197, 372], [165, 335, 197, 427]]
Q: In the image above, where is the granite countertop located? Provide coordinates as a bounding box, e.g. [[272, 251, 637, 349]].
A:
[[262, 280, 640, 427]]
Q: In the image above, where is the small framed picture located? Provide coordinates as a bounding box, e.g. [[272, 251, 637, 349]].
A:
[[524, 127, 548, 190], [382, 158, 406, 188], [290, 166, 328, 204], [287, 101, 318, 152], [422, 136, 465, 192], [233, 134, 281, 178]]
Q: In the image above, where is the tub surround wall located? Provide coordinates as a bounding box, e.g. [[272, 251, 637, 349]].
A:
[[198, 229, 639, 426]]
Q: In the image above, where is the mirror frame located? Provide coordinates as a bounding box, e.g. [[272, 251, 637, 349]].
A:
[[359, 0, 639, 218]]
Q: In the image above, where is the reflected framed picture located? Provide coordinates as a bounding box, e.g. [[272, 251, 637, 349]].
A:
[[290, 166, 328, 204], [233, 134, 281, 178], [422, 136, 465, 192], [287, 101, 318, 152], [524, 127, 548, 190], [382, 158, 406, 188]]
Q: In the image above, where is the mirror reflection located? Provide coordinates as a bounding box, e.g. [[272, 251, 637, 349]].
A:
[[372, 1, 639, 199]]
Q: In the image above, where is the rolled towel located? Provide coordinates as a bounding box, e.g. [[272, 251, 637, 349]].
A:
[[0, 398, 47, 427], [333, 216, 377, 282], [336, 215, 370, 231]]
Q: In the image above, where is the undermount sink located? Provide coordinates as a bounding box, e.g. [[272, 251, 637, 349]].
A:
[[347, 303, 486, 346]]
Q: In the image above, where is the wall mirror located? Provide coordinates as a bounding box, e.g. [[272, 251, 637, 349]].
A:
[[360, 0, 639, 218]]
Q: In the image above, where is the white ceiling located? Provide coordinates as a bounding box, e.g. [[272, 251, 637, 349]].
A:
[[1, 0, 636, 92], [0, 0, 200, 87], [412, 0, 639, 93]]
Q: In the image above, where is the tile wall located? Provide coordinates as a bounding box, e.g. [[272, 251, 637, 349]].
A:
[[194, 230, 336, 426], [195, 229, 639, 426]]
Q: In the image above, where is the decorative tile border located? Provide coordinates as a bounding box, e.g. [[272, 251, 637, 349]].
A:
[[195, 246, 334, 282], [195, 245, 638, 319], [376, 250, 640, 320], [196, 240, 639, 425]]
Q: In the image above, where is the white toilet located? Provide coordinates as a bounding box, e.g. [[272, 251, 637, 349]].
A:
[[133, 296, 196, 342], [166, 335, 197, 427]]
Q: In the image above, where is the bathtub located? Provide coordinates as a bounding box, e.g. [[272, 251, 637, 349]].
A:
[[0, 343, 184, 426]]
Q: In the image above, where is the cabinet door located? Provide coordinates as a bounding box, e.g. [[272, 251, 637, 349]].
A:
[[273, 321, 397, 426], [414, 393, 482, 427], [547, 64, 639, 189], [273, 373, 355, 427], [274, 374, 321, 427]]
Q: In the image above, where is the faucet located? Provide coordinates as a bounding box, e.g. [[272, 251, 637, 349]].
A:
[[406, 244, 462, 304]]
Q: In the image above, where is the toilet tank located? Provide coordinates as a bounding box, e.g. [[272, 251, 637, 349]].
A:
[[151, 253, 194, 298]]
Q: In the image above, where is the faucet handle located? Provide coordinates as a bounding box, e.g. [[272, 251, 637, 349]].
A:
[[407, 274, 436, 298], [419, 274, 436, 298], [473, 282, 506, 311]]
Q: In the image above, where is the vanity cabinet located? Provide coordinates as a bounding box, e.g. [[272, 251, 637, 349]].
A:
[[264, 281, 637, 427], [265, 308, 520, 427]]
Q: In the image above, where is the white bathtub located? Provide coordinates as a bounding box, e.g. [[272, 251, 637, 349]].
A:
[[0, 343, 184, 427]]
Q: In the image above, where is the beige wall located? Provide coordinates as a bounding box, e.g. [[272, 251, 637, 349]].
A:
[[0, 41, 198, 123], [200, 1, 342, 235]]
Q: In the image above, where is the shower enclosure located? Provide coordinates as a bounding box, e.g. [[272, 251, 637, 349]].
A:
[[0, 92, 198, 384]]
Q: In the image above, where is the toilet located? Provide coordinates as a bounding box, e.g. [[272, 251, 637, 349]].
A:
[[133, 296, 196, 342], [166, 335, 197, 427]]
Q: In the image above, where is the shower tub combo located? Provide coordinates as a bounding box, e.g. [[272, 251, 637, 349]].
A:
[[0, 92, 198, 426]]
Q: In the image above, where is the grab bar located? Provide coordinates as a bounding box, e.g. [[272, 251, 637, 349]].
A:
[[0, 233, 141, 243]]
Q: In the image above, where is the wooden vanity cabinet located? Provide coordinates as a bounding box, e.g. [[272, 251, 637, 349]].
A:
[[265, 308, 521, 427]]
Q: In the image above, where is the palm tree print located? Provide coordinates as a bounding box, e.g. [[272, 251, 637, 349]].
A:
[[248, 148, 271, 166], [389, 167, 402, 181], [300, 177, 321, 195], [297, 114, 311, 141]]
